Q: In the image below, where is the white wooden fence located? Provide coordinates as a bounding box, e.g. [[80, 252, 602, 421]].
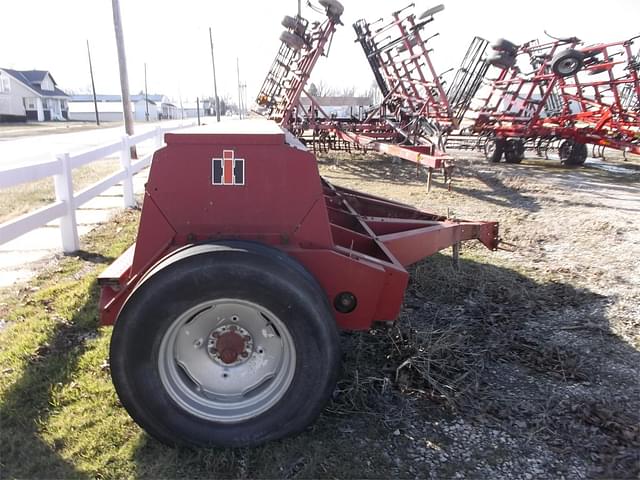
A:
[[0, 123, 193, 253]]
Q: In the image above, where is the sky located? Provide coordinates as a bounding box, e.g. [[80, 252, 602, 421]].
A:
[[1, 0, 639, 105]]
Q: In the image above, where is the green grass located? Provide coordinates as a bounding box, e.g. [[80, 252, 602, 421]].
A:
[[0, 210, 398, 479]]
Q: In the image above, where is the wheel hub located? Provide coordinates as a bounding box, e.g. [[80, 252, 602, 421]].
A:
[[207, 324, 253, 365]]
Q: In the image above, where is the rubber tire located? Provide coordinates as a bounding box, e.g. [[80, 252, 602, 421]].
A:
[[559, 140, 588, 166], [110, 241, 340, 448], [319, 0, 344, 17], [485, 138, 505, 163], [419, 4, 445, 19], [282, 15, 301, 31], [492, 38, 518, 54], [504, 139, 525, 163], [551, 49, 584, 77], [487, 52, 517, 69], [280, 31, 305, 51]]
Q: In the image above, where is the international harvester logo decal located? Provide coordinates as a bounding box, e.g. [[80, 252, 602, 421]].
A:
[[212, 150, 244, 185]]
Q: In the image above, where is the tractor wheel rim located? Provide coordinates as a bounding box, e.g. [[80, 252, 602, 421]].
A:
[[558, 58, 579, 75], [158, 299, 296, 423]]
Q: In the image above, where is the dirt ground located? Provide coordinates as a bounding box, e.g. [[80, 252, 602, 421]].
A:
[[315, 149, 640, 479]]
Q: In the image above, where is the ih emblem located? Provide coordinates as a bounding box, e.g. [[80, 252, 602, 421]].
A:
[[212, 150, 244, 185]]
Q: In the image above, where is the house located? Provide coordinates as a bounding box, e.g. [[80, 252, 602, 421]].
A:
[[299, 96, 373, 120], [132, 94, 178, 121], [0, 69, 69, 122], [68, 94, 178, 122]]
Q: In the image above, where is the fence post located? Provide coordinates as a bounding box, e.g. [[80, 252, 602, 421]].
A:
[[155, 126, 164, 149], [119, 135, 135, 207], [53, 153, 79, 253]]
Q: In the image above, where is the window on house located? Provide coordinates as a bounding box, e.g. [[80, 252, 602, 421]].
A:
[[0, 75, 10, 93], [24, 98, 37, 110]]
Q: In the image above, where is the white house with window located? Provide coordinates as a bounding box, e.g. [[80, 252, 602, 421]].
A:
[[0, 68, 69, 122]]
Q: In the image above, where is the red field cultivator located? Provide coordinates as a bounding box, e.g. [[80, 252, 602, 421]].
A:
[[258, 3, 478, 189], [471, 34, 640, 165], [98, 1, 499, 449]]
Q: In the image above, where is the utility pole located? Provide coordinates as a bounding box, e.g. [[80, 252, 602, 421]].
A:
[[111, 0, 136, 157], [86, 40, 100, 126], [237, 57, 242, 120], [298, 0, 302, 17], [196, 97, 201, 126], [209, 27, 221, 122], [144, 63, 149, 121]]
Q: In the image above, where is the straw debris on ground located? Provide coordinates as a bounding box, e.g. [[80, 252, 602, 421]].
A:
[[0, 149, 638, 479]]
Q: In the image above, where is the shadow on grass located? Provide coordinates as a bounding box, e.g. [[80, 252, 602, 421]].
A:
[[128, 254, 639, 479], [2, 253, 638, 478], [0, 280, 102, 479]]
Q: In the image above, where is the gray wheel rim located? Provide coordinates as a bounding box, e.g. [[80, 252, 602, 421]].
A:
[[557, 58, 579, 75], [158, 299, 296, 423]]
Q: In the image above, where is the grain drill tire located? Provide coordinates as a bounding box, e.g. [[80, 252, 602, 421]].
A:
[[110, 242, 340, 448], [280, 31, 305, 51]]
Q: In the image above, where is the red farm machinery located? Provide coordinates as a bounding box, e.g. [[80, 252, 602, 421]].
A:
[[256, 2, 486, 190], [99, 1, 499, 448], [468, 34, 640, 165]]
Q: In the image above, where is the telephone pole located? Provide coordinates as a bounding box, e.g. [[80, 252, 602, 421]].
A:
[[209, 28, 221, 122], [237, 57, 242, 119], [86, 40, 100, 126], [111, 0, 136, 156], [144, 63, 149, 121]]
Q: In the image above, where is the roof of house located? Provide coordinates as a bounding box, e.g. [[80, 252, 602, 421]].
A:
[[71, 94, 174, 106], [299, 96, 373, 107], [0, 68, 69, 98]]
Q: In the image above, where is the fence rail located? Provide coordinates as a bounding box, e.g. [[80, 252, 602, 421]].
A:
[[0, 123, 194, 253]]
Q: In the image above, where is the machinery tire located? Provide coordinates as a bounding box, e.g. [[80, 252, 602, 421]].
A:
[[487, 52, 517, 70], [319, 0, 344, 17], [485, 138, 505, 163], [280, 31, 305, 51], [559, 140, 588, 166], [282, 15, 301, 31], [551, 49, 584, 77], [110, 242, 340, 448], [504, 139, 525, 163], [419, 4, 445, 19], [492, 38, 518, 54]]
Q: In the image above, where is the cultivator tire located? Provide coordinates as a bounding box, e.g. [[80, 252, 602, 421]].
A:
[[110, 242, 340, 448], [559, 140, 588, 166], [280, 30, 305, 51], [419, 4, 445, 19], [491, 38, 518, 54], [319, 0, 344, 17], [282, 15, 302, 31], [504, 139, 525, 164], [485, 138, 505, 163], [487, 52, 517, 70], [552, 49, 584, 77]]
